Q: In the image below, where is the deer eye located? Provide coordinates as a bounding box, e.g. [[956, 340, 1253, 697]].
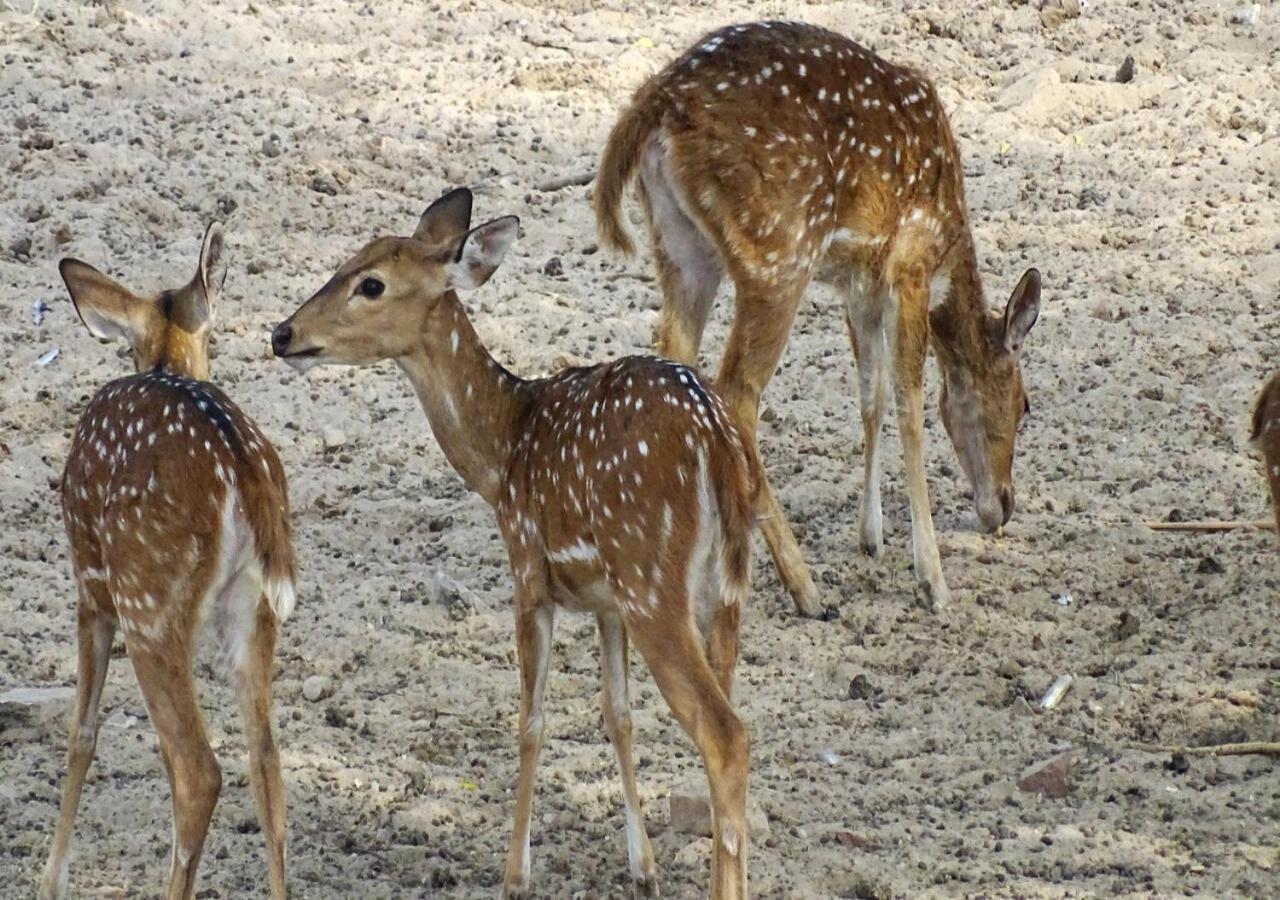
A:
[[358, 277, 385, 298]]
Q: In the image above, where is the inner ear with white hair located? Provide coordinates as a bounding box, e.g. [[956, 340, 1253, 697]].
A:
[[60, 258, 154, 346], [445, 216, 520, 291]]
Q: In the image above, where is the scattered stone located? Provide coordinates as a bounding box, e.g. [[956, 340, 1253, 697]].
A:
[[431, 569, 474, 620], [0, 686, 74, 724], [847, 674, 875, 700], [53, 224, 73, 245], [1112, 611, 1140, 641], [1230, 4, 1260, 28], [1009, 696, 1037, 718], [997, 659, 1022, 679], [1116, 55, 1136, 84], [19, 131, 54, 151], [668, 777, 770, 838], [1040, 0, 1081, 31], [427, 515, 453, 533], [310, 170, 341, 196], [1077, 186, 1106, 209], [324, 704, 352, 728], [1269, 656, 1280, 671], [10, 236, 32, 259], [543, 256, 564, 277], [832, 830, 877, 850], [261, 133, 284, 158], [303, 674, 335, 702], [321, 426, 347, 450], [216, 195, 238, 217], [1017, 750, 1075, 798], [1164, 752, 1190, 775], [1197, 556, 1225, 575]]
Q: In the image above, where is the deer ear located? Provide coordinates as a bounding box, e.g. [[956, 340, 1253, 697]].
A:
[[183, 221, 227, 328], [444, 216, 519, 291], [1002, 268, 1041, 356], [60, 258, 152, 344], [414, 188, 474, 247]]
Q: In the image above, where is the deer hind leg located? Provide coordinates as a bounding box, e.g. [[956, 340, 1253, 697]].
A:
[[596, 612, 657, 897], [232, 593, 287, 900], [844, 275, 893, 557], [501, 595, 555, 900], [129, 645, 221, 900], [718, 277, 820, 618], [39, 598, 115, 900], [628, 614, 749, 900], [889, 271, 949, 611], [639, 137, 724, 366]]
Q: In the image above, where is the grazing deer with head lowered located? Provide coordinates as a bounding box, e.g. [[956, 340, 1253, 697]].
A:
[[40, 225, 295, 900], [595, 20, 1043, 613], [272, 188, 756, 899], [1251, 371, 1280, 533]]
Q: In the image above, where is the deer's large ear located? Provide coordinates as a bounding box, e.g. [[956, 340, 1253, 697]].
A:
[[198, 222, 227, 310], [1002, 268, 1041, 356], [444, 216, 519, 291], [182, 221, 227, 329], [414, 188, 474, 247], [60, 258, 152, 344]]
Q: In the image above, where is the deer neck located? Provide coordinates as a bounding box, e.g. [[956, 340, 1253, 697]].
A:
[[396, 292, 526, 507], [929, 237, 990, 360]]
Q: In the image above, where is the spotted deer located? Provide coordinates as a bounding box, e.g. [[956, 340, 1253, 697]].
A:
[[40, 225, 295, 900], [595, 20, 1043, 612], [1251, 372, 1280, 533], [272, 188, 756, 899]]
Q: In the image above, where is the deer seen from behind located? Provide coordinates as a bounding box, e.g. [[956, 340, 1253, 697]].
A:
[[271, 188, 757, 899], [595, 20, 1043, 613], [40, 225, 295, 900]]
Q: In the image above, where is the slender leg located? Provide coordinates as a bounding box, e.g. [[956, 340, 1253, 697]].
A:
[[39, 605, 115, 900], [844, 281, 893, 557], [235, 601, 287, 900], [501, 598, 555, 899], [717, 278, 820, 618], [701, 603, 741, 702], [891, 274, 950, 611], [596, 613, 657, 897], [639, 138, 723, 366], [628, 613, 749, 900], [130, 646, 222, 900]]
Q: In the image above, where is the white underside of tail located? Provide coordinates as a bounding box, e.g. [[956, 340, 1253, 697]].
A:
[[198, 490, 293, 673], [264, 575, 296, 623]]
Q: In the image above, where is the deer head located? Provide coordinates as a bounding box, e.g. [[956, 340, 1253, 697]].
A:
[[60, 223, 226, 381], [271, 188, 518, 369], [932, 268, 1041, 531]]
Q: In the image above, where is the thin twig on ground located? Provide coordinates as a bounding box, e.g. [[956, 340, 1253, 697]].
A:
[[1135, 741, 1280, 758], [1145, 520, 1275, 533]]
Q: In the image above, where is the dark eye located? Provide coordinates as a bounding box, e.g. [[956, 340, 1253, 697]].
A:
[[359, 277, 385, 298]]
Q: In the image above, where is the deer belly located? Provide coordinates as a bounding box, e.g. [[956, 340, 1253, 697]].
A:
[[550, 565, 616, 615]]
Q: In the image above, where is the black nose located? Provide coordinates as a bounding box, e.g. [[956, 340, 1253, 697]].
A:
[[271, 323, 293, 357], [1000, 487, 1015, 526]]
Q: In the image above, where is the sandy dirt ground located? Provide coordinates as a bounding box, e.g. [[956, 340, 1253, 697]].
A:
[[2, 1, 1279, 897]]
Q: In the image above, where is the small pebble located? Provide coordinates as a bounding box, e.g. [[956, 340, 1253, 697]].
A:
[[321, 426, 347, 450], [303, 675, 334, 702]]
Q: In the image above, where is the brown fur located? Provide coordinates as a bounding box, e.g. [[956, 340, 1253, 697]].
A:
[[595, 21, 1042, 612], [1251, 371, 1280, 534], [274, 189, 756, 898], [42, 228, 293, 900]]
